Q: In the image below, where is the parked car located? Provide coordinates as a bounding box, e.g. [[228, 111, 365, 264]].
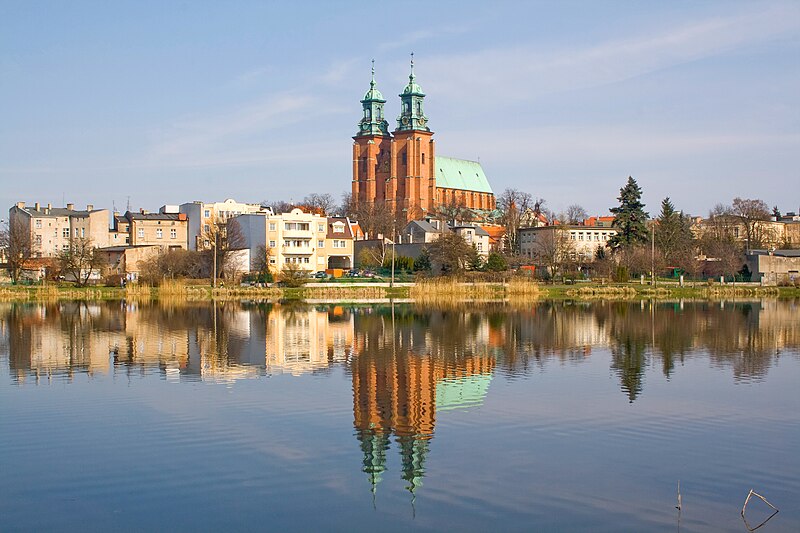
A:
[[313, 271, 328, 279], [346, 269, 360, 277]]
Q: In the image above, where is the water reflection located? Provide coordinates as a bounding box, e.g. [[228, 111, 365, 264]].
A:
[[1, 298, 798, 498]]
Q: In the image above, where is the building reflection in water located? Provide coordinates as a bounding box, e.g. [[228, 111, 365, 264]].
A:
[[1, 299, 798, 496], [349, 306, 496, 496]]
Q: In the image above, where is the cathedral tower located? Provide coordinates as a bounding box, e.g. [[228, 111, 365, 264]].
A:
[[352, 61, 393, 207], [389, 55, 436, 219]]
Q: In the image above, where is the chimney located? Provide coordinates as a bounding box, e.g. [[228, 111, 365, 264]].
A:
[[15, 201, 25, 209], [35, 202, 40, 211], [87, 204, 94, 211], [67, 203, 74, 210], [47, 203, 52, 210]]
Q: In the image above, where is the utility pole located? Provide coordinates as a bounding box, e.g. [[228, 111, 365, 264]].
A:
[[390, 220, 396, 288], [212, 231, 217, 289], [651, 221, 655, 287]]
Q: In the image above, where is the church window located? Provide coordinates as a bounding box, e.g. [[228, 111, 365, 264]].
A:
[[365, 108, 371, 120], [416, 102, 421, 115], [402, 152, 407, 165], [421, 153, 425, 164]]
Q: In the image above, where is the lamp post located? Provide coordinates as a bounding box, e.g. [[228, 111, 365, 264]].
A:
[[212, 230, 218, 289]]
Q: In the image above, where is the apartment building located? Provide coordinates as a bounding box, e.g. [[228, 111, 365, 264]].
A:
[[452, 225, 491, 258], [112, 210, 188, 250], [235, 208, 354, 274], [520, 224, 618, 262], [179, 198, 270, 251], [8, 202, 109, 257]]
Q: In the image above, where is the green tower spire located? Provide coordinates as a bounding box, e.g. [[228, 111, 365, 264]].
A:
[[396, 53, 429, 132], [357, 59, 390, 136]]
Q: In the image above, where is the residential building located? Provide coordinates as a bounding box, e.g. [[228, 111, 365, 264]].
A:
[[401, 219, 446, 244], [351, 60, 495, 221], [179, 199, 270, 251], [692, 215, 785, 250], [114, 210, 188, 251], [520, 224, 618, 263], [97, 245, 161, 282], [8, 202, 109, 257], [452, 225, 491, 258], [235, 208, 355, 274]]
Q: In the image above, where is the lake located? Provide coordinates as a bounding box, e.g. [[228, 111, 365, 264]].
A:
[[1, 299, 798, 532]]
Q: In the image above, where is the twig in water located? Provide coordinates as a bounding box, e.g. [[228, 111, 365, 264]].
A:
[[741, 489, 778, 516], [675, 480, 682, 511]]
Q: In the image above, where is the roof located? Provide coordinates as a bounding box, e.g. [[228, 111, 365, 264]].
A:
[[326, 217, 353, 239], [453, 224, 490, 237], [405, 219, 443, 234], [17, 206, 98, 218], [750, 249, 800, 257], [126, 212, 187, 222], [435, 156, 493, 194]]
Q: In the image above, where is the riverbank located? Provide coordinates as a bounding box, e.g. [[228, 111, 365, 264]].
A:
[[1, 280, 798, 301]]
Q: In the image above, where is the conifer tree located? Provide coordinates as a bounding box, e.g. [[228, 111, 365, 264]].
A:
[[608, 176, 649, 250], [654, 197, 693, 262]]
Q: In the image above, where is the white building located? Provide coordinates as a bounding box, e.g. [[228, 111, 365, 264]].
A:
[[179, 199, 271, 251], [519, 224, 617, 263], [234, 208, 355, 274]]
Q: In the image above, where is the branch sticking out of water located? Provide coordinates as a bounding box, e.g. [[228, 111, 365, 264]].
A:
[[741, 489, 779, 532], [676, 480, 681, 511]]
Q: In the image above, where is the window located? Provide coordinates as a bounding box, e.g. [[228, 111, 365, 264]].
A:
[[284, 222, 310, 231], [477, 243, 483, 252], [318, 224, 324, 232], [204, 224, 210, 233], [156, 229, 163, 239], [81, 228, 85, 238], [333, 222, 345, 233], [35, 235, 42, 245], [268, 240, 276, 248], [269, 223, 276, 231], [35, 219, 42, 229], [318, 240, 324, 248], [170, 229, 177, 239], [284, 257, 290, 263], [138, 228, 145, 239], [204, 210, 211, 218], [421, 153, 425, 164], [62, 228, 70, 238], [269, 258, 276, 264], [75, 228, 80, 237], [303, 257, 310, 264]]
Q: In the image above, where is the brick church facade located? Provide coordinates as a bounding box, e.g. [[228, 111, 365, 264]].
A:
[[352, 60, 495, 220]]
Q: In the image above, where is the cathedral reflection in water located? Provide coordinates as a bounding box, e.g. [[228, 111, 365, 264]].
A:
[[2, 299, 798, 495]]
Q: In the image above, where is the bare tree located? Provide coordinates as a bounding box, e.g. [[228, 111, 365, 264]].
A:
[[434, 197, 473, 227], [531, 227, 575, 279], [57, 237, 103, 287], [497, 188, 533, 254], [426, 232, 475, 274], [267, 200, 294, 214], [302, 193, 336, 215], [202, 218, 248, 281], [564, 204, 588, 225], [731, 197, 774, 251], [4, 218, 36, 283], [252, 244, 272, 282]]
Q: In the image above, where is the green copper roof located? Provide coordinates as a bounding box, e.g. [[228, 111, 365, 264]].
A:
[[435, 156, 494, 194], [435, 374, 493, 411]]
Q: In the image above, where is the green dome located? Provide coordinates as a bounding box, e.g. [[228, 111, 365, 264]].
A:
[[402, 74, 424, 96], [363, 83, 385, 102]]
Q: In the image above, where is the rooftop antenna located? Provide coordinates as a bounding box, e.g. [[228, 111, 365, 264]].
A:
[[126, 196, 131, 212]]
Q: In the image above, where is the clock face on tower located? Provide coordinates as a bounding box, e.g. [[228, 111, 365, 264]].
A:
[[402, 116, 409, 125], [418, 118, 426, 126]]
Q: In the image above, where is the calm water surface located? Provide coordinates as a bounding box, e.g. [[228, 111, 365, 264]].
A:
[[1, 299, 798, 532]]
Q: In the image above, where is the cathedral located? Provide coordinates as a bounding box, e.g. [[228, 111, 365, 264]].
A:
[[351, 59, 496, 220]]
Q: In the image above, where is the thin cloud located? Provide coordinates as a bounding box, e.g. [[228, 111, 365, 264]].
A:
[[424, 4, 800, 101]]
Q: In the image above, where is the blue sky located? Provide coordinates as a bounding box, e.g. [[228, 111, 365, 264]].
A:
[[1, 0, 798, 218]]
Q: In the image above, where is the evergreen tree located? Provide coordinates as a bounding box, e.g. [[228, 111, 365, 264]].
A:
[[654, 197, 693, 262], [485, 252, 508, 272], [413, 249, 432, 272], [608, 176, 649, 250]]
